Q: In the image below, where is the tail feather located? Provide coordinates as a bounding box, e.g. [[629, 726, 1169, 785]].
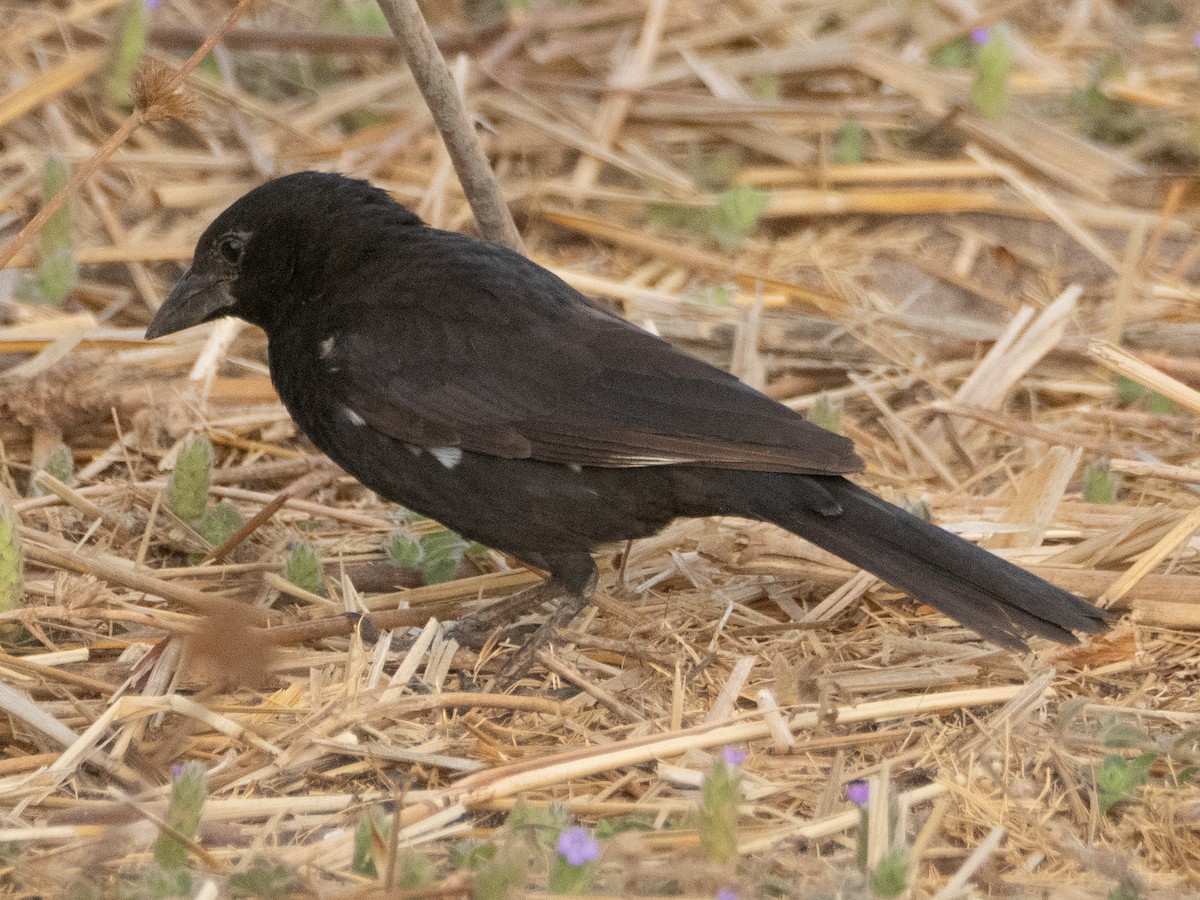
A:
[[741, 474, 1110, 648]]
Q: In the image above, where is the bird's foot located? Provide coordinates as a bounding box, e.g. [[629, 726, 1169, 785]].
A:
[[448, 580, 562, 651], [491, 591, 591, 690]]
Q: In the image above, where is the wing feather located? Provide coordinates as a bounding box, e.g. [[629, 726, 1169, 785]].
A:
[[320, 233, 862, 475]]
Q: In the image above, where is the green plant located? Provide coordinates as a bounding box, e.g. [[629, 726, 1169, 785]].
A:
[[27, 443, 74, 497], [285, 542, 326, 597], [32, 155, 78, 305], [835, 118, 864, 164], [1095, 752, 1156, 813], [0, 501, 23, 619], [1083, 459, 1120, 504], [970, 27, 1012, 121], [1069, 55, 1146, 145], [648, 185, 771, 251], [384, 528, 471, 584], [197, 501, 244, 550], [699, 747, 744, 866], [103, 0, 150, 108], [806, 394, 842, 434], [167, 437, 214, 522]]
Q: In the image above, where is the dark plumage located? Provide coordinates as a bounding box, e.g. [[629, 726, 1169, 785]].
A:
[[146, 171, 1109, 652]]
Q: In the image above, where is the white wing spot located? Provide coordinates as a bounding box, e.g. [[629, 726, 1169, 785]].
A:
[[343, 407, 365, 426], [568, 463, 582, 473], [319, 336, 336, 359], [430, 447, 463, 469]]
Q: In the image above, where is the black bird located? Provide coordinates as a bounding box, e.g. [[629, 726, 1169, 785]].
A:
[[146, 171, 1107, 667]]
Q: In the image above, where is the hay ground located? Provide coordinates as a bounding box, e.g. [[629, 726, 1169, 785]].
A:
[[1, 0, 1200, 896]]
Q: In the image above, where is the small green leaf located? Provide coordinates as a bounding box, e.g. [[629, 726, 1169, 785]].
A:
[[1146, 393, 1175, 415], [698, 757, 741, 866], [1099, 718, 1149, 749], [385, 528, 468, 584], [396, 853, 436, 889], [143, 865, 192, 899], [1115, 375, 1145, 404], [749, 72, 780, 100], [593, 813, 654, 839], [448, 838, 496, 870], [472, 842, 529, 900], [420, 530, 468, 584], [1069, 54, 1146, 145], [28, 443, 74, 497], [197, 501, 243, 550], [505, 801, 568, 845], [1095, 752, 1155, 814]]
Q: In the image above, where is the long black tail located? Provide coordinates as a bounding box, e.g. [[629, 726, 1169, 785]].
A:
[[729, 473, 1109, 648]]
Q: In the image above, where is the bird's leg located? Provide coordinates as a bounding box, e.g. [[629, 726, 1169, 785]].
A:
[[449, 578, 564, 651], [491, 588, 592, 689], [491, 554, 598, 689]]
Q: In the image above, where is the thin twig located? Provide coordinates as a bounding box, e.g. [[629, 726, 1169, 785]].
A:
[[374, 0, 522, 251]]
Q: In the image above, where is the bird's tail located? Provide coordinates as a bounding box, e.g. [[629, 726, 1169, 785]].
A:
[[728, 473, 1109, 648]]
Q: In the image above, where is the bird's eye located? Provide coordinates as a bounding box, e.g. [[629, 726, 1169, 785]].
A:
[[217, 234, 245, 265]]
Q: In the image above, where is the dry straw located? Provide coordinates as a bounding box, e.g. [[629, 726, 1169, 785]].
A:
[[1, 0, 1199, 896]]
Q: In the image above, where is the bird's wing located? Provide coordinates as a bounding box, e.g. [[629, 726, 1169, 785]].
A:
[[321, 247, 861, 475]]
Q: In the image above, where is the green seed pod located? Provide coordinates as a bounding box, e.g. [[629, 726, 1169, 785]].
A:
[[167, 436, 213, 523]]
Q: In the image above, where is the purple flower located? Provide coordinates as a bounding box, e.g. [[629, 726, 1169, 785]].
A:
[[845, 780, 869, 806], [1194, 31, 1200, 48], [971, 27, 990, 45], [717, 890, 738, 900], [722, 746, 746, 767], [146, 0, 161, 9], [556, 828, 599, 867], [171, 762, 184, 778]]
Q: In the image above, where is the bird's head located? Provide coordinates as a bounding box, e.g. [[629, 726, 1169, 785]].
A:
[[145, 171, 413, 339]]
